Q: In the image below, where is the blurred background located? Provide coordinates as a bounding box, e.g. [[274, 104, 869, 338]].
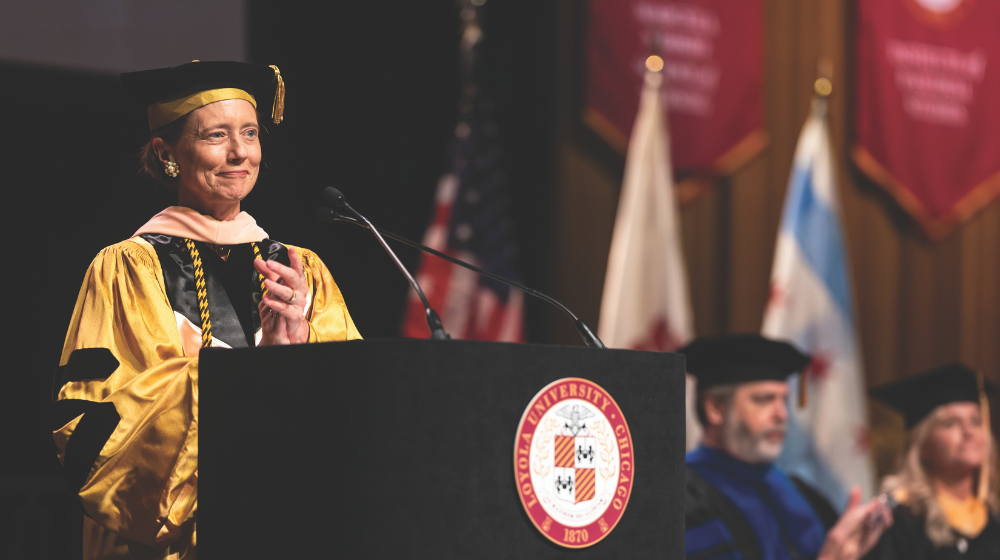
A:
[[2, 0, 999, 556]]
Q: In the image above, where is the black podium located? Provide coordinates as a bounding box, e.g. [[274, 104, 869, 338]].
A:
[[200, 339, 685, 558]]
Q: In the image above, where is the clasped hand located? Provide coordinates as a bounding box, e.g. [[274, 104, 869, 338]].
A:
[[817, 486, 894, 560], [254, 247, 309, 345]]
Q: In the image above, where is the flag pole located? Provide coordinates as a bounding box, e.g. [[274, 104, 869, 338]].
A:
[[977, 371, 992, 502], [797, 68, 833, 411]]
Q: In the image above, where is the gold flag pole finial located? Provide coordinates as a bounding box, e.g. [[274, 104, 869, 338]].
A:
[[814, 58, 833, 98], [978, 371, 992, 502], [814, 77, 832, 98], [645, 55, 664, 73], [269, 65, 285, 124]]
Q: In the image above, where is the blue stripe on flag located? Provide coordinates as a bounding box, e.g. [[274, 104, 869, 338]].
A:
[[780, 166, 852, 318], [777, 376, 851, 510]]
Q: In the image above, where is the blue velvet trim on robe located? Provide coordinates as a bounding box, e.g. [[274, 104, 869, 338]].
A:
[[686, 446, 826, 560], [686, 518, 747, 560]]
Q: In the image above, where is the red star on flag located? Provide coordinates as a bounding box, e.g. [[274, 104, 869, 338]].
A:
[[806, 352, 833, 383], [767, 281, 785, 308], [630, 318, 683, 353], [854, 426, 871, 453]]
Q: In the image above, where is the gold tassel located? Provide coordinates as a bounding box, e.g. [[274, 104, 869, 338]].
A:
[[269, 65, 285, 124], [978, 371, 992, 502]]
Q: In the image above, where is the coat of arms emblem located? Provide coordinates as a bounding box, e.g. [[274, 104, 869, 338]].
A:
[[514, 378, 634, 548], [553, 405, 597, 505]]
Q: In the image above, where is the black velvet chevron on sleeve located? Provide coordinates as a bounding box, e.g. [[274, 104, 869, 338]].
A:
[[52, 348, 120, 400], [686, 466, 764, 560], [50, 399, 121, 494], [790, 476, 840, 532]]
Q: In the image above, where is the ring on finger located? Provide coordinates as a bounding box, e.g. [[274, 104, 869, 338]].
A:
[[287, 291, 297, 304]]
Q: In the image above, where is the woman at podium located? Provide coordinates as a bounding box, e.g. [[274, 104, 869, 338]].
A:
[[50, 61, 362, 559]]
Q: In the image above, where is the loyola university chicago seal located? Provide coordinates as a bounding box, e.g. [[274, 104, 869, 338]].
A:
[[514, 378, 634, 548]]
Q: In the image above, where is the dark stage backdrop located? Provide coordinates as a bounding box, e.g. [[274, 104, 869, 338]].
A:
[[0, 2, 556, 553]]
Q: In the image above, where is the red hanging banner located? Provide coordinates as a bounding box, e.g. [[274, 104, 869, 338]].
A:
[[854, 0, 1000, 239], [583, 0, 765, 202]]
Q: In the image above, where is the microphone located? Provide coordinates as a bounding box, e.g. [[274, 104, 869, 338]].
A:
[[317, 195, 606, 349], [322, 187, 449, 341]]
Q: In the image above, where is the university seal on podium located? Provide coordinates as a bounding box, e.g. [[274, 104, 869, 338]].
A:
[[513, 378, 634, 548]]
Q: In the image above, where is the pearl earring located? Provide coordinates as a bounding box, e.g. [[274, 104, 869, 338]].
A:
[[164, 161, 179, 178]]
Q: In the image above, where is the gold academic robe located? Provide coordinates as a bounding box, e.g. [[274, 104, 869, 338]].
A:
[[52, 235, 361, 559]]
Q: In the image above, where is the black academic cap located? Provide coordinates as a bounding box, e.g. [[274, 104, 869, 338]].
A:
[[678, 334, 811, 389], [870, 363, 996, 428], [120, 60, 284, 131]]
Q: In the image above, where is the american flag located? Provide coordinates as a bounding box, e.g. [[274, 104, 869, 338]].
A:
[[402, 3, 523, 342]]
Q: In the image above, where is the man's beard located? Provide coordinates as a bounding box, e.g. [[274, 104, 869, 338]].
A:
[[721, 410, 786, 464]]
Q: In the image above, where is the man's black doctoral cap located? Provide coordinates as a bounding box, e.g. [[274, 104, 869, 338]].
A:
[[678, 334, 811, 389], [120, 60, 284, 131], [870, 363, 996, 428]]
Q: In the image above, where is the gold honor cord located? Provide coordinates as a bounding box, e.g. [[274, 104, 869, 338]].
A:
[[184, 240, 271, 348], [251, 242, 268, 297], [184, 239, 214, 348]]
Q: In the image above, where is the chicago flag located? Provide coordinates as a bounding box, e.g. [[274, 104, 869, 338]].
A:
[[597, 67, 700, 449], [762, 96, 876, 507]]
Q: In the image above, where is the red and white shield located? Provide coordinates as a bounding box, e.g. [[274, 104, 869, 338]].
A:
[[553, 435, 597, 504], [514, 378, 634, 548]]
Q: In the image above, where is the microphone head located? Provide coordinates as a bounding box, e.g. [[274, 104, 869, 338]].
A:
[[323, 186, 346, 207], [315, 206, 338, 223]]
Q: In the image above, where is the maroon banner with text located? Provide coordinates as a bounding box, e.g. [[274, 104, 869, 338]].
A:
[[584, 0, 764, 202], [854, 0, 1000, 239]]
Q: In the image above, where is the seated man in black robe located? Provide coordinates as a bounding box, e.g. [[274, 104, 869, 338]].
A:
[[680, 335, 893, 560]]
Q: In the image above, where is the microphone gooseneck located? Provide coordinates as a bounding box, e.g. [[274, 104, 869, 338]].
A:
[[322, 188, 449, 341], [317, 198, 606, 349]]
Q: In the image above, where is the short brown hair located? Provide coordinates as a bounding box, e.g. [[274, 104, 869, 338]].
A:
[[139, 113, 192, 190], [695, 384, 737, 426]]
